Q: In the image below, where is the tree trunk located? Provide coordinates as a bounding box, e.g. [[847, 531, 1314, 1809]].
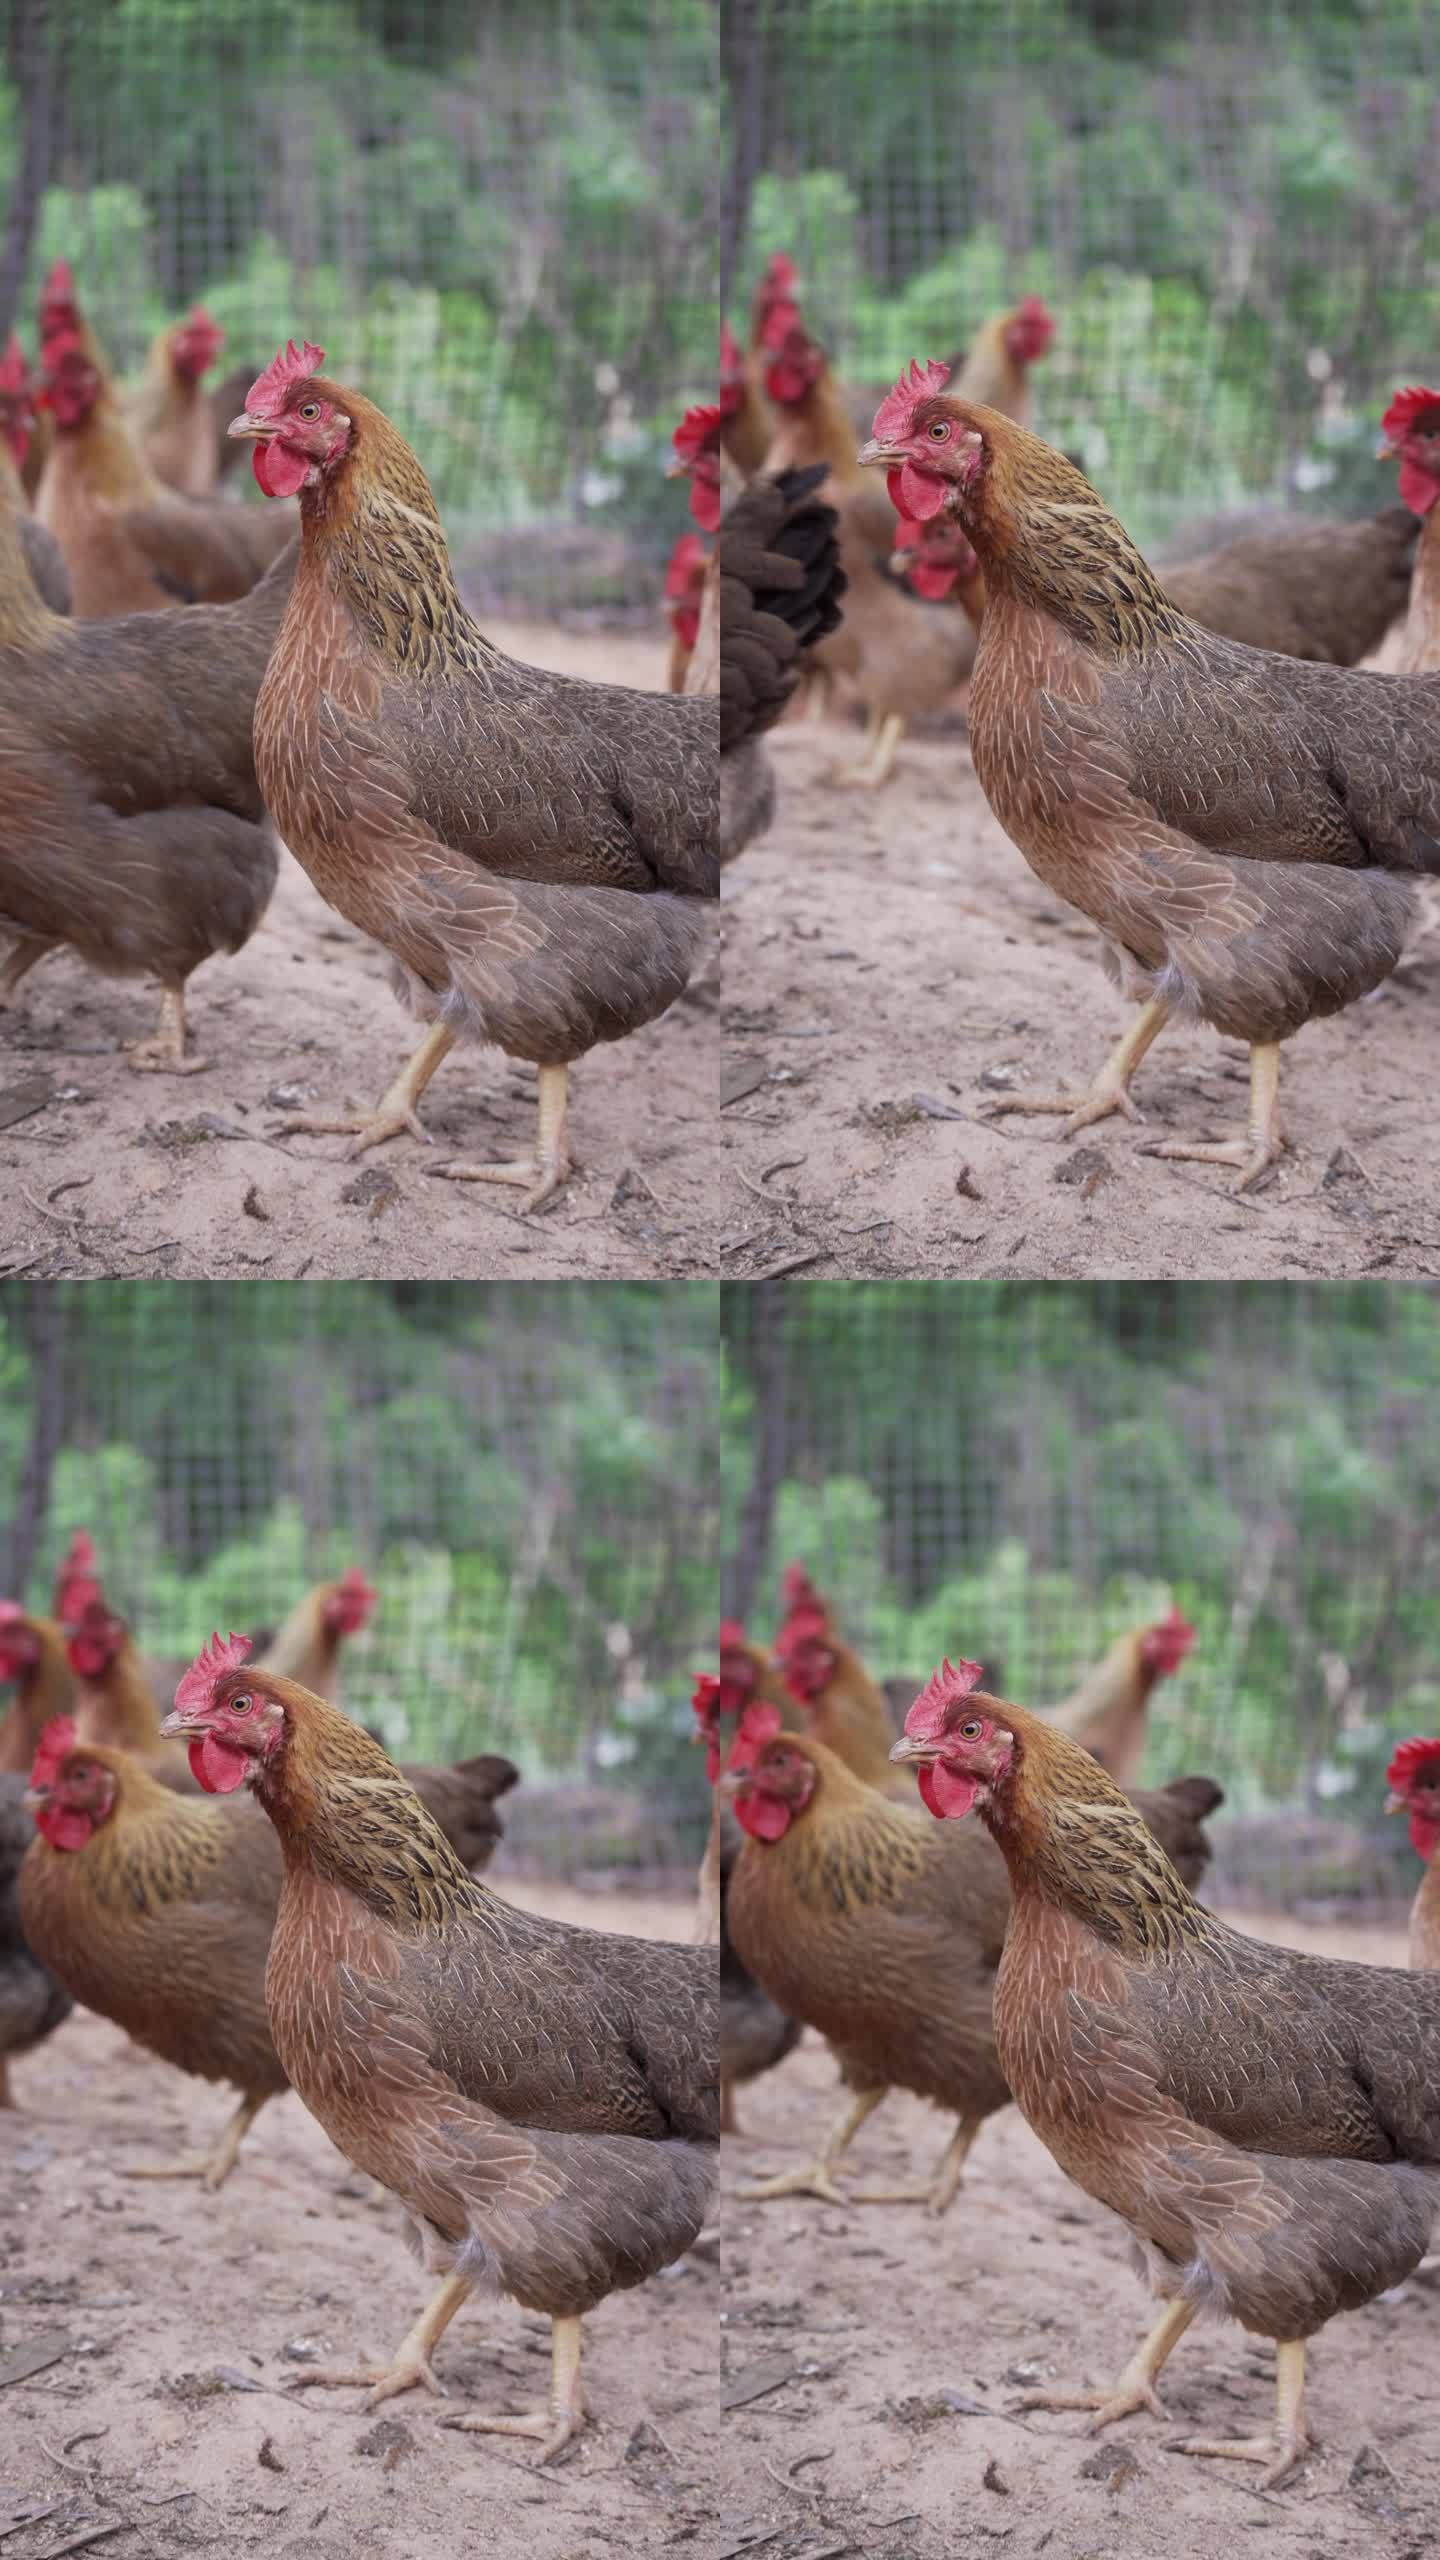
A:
[[726, 1281, 791, 1624], [0, 0, 68, 344]]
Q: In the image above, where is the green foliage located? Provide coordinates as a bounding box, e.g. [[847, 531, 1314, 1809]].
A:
[[723, 1284, 1440, 1823], [0, 1282, 719, 1800]]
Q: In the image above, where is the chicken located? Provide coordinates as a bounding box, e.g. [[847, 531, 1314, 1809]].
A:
[[0, 1769, 72, 2104], [890, 509, 985, 617], [228, 340, 716, 1211], [695, 1665, 799, 2129], [0, 337, 71, 613], [718, 465, 847, 863], [719, 317, 771, 477], [1159, 510, 1417, 665], [946, 296, 1055, 427], [859, 374, 1440, 1186], [130, 305, 227, 497], [161, 1637, 717, 2459], [663, 531, 709, 692], [35, 310, 293, 618], [1378, 386, 1440, 674], [61, 1577, 199, 1789], [1044, 1607, 1196, 1788], [892, 1661, 1440, 2486], [0, 1603, 77, 1773], [760, 311, 978, 786], [0, 479, 288, 1065], [768, 1563, 907, 1794], [728, 1718, 1222, 2214], [20, 1720, 287, 2183], [256, 1568, 377, 1707], [1385, 1735, 1440, 1970]]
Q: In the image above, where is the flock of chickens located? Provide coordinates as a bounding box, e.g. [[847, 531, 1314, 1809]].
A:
[[0, 270, 719, 1213], [705, 1564, 1440, 2488], [709, 256, 1440, 1187], [0, 1533, 716, 2460]]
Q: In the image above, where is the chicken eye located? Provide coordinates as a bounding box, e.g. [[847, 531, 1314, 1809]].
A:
[[959, 1718, 982, 1739], [230, 1694, 254, 1716], [298, 402, 320, 421], [927, 421, 951, 441]]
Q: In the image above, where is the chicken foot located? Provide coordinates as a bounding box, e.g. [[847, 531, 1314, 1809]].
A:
[[828, 709, 905, 790], [737, 2085, 887, 2207], [276, 1019, 457, 1154], [125, 986, 208, 1076], [440, 2311, 587, 2465], [432, 1062, 576, 1214], [1175, 2338, 1317, 2491], [983, 998, 1172, 1139], [121, 2089, 270, 2191], [850, 2112, 981, 2216], [288, 2267, 472, 2410], [1139, 1041, 1287, 1193], [1019, 2296, 1197, 2429]]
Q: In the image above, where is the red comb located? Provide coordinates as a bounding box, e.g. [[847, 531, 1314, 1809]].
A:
[[673, 403, 722, 467], [44, 259, 74, 294], [245, 340, 326, 417], [903, 1658, 985, 1744], [871, 360, 952, 448], [1381, 386, 1440, 446], [1387, 1735, 1440, 1792], [30, 1714, 77, 1791], [0, 335, 29, 396], [175, 1632, 253, 1712], [724, 1699, 783, 1776]]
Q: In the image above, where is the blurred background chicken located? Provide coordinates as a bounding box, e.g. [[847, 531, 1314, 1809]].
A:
[[129, 306, 228, 497], [0, 1768, 72, 2107], [1387, 1736, 1440, 1970]]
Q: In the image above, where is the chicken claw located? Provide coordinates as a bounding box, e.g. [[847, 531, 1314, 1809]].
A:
[[1173, 2338, 1315, 2490], [275, 1021, 457, 1154], [737, 2161, 853, 2208], [1019, 2299, 1197, 2433], [983, 998, 1172, 1141], [287, 2270, 471, 2409], [431, 1064, 574, 1214], [439, 2314, 586, 2466], [125, 988, 207, 1075], [120, 2091, 268, 2189], [1138, 1040, 1286, 1193]]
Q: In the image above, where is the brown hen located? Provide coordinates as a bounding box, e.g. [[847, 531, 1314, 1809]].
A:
[[860, 382, 1440, 1185], [163, 1645, 716, 2460], [727, 1727, 1222, 2214], [894, 1670, 1440, 2486], [230, 340, 716, 1211]]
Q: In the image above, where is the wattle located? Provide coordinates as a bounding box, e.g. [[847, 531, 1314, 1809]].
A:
[[253, 439, 309, 498], [190, 1733, 250, 1794], [910, 557, 959, 599], [735, 1792, 791, 1842], [38, 1806, 92, 1852], [889, 461, 947, 522], [1409, 1812, 1440, 1864], [917, 1761, 978, 1821], [1398, 457, 1440, 518]]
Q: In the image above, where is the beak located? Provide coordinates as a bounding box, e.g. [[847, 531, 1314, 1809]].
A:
[[717, 1769, 744, 1802], [22, 1787, 45, 1814], [888, 1732, 935, 1766], [665, 457, 689, 480], [227, 411, 269, 443], [1385, 1790, 1406, 1815], [1376, 440, 1396, 460], [158, 1707, 196, 1739], [857, 437, 900, 469]]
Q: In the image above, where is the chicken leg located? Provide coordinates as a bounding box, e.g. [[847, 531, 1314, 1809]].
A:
[[289, 2268, 472, 2410], [1175, 2338, 1317, 2490], [829, 709, 905, 790], [1019, 2297, 1197, 2430], [850, 2112, 981, 2216], [432, 1062, 575, 1214], [276, 1019, 458, 1155], [121, 2089, 270, 2191], [737, 2085, 887, 2207], [983, 997, 1172, 1138], [1139, 1041, 1287, 1192], [440, 2312, 587, 2465], [125, 986, 208, 1076]]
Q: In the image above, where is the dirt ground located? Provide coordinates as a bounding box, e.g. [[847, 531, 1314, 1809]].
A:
[[719, 1907, 1438, 2560], [721, 714, 1440, 1281], [0, 623, 719, 1285], [0, 1878, 716, 2560]]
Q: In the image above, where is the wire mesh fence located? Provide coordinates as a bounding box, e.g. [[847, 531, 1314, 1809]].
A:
[[0, 1279, 719, 1865], [722, 1280, 1440, 1908], [723, 0, 1440, 547], [1, 0, 716, 610]]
